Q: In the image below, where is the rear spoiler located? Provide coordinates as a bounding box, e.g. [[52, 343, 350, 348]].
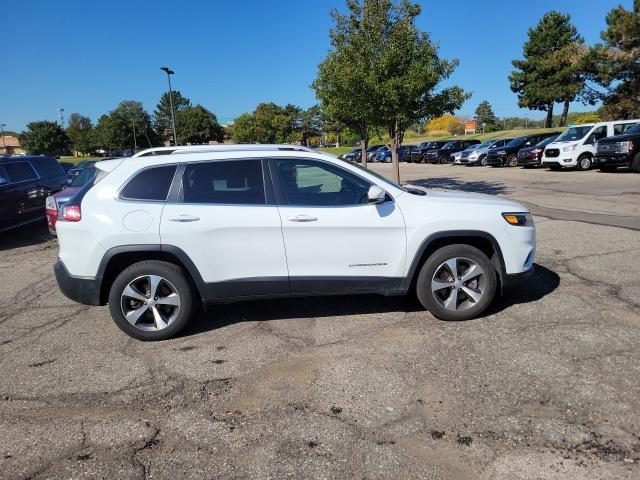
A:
[[95, 158, 125, 173]]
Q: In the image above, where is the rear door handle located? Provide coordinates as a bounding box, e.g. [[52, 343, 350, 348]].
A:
[[169, 214, 200, 222], [287, 214, 318, 222]]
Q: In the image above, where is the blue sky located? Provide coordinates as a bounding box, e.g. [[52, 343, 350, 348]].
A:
[[1, 0, 632, 131]]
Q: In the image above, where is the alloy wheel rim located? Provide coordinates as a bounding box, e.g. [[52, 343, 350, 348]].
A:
[[581, 157, 590, 169], [431, 257, 486, 311], [120, 275, 181, 331]]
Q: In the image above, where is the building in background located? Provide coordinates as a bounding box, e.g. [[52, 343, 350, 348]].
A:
[[1, 136, 24, 155]]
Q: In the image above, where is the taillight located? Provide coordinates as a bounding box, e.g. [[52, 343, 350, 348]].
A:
[[58, 205, 82, 222], [45, 195, 57, 211]]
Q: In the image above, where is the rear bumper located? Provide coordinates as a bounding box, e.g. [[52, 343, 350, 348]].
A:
[[54, 260, 102, 306]]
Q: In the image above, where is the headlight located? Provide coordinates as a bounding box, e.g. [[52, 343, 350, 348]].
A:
[[562, 144, 577, 153], [45, 195, 57, 211], [620, 141, 633, 153], [468, 152, 478, 158], [502, 212, 533, 226]]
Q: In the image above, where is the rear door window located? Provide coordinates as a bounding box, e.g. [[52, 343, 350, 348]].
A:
[[182, 160, 265, 205], [5, 162, 38, 182]]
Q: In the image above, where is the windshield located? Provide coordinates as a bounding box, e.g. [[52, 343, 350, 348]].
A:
[[537, 135, 558, 147], [442, 142, 457, 149], [367, 145, 384, 152], [506, 137, 527, 147], [464, 144, 478, 151], [70, 167, 97, 187], [476, 142, 493, 149], [625, 123, 640, 134], [346, 159, 404, 191], [556, 126, 593, 142]]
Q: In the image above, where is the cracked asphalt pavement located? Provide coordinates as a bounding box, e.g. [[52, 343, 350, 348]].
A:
[[1, 164, 639, 479]]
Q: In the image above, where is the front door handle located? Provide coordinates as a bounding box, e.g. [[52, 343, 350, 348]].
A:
[[169, 214, 200, 222], [287, 214, 318, 222]]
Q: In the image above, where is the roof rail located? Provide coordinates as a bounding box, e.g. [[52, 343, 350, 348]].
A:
[[133, 144, 315, 157]]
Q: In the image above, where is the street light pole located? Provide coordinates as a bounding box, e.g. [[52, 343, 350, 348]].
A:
[[160, 67, 178, 146], [1, 123, 6, 151]]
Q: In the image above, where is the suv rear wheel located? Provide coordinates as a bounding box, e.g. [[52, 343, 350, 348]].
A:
[[108, 260, 195, 341], [507, 154, 518, 167], [416, 244, 497, 321]]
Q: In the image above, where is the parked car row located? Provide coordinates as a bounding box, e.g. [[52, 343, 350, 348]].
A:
[[338, 119, 640, 173]]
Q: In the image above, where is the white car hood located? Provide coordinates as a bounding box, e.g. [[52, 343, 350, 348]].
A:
[[404, 185, 526, 210]]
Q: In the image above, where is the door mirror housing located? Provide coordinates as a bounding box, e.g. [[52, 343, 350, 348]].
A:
[[367, 185, 387, 204]]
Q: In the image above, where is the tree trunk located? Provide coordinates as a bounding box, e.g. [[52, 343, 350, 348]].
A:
[[360, 124, 369, 169], [559, 100, 570, 127], [335, 131, 340, 148], [545, 104, 554, 128], [390, 119, 402, 185]]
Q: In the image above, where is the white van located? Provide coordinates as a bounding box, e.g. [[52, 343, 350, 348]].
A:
[[542, 120, 640, 170]]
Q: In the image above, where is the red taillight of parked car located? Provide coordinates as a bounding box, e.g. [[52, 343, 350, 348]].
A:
[[58, 205, 82, 222]]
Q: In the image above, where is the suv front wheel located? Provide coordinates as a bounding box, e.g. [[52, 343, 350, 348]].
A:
[[108, 260, 195, 341], [416, 245, 497, 321]]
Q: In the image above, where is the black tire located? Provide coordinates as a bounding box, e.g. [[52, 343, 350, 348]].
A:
[[438, 155, 449, 165], [631, 153, 640, 173], [479, 155, 488, 166], [576, 154, 593, 171], [507, 154, 518, 167], [108, 260, 195, 341], [415, 244, 497, 321]]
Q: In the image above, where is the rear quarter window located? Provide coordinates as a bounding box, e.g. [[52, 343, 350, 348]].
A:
[[120, 165, 177, 201], [33, 157, 66, 177]]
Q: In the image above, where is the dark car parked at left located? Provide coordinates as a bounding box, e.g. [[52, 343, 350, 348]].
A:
[[487, 132, 559, 167], [0, 156, 67, 232]]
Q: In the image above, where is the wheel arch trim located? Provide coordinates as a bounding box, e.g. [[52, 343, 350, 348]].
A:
[[401, 230, 506, 291]]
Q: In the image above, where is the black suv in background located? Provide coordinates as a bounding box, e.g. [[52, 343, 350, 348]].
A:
[[595, 122, 640, 172], [423, 139, 481, 164], [487, 132, 559, 167], [0, 156, 67, 231], [410, 141, 448, 163]]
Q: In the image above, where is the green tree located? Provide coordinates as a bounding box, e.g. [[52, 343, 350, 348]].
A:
[[19, 120, 70, 156], [153, 90, 191, 143], [65, 113, 95, 155], [584, 0, 640, 119], [230, 103, 299, 143], [315, 0, 467, 181], [474, 101, 497, 130], [298, 105, 324, 146], [94, 100, 154, 151], [510, 11, 585, 127], [176, 105, 224, 144], [313, 0, 378, 167]]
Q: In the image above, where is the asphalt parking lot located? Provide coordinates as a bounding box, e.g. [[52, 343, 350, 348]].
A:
[[1, 164, 639, 479]]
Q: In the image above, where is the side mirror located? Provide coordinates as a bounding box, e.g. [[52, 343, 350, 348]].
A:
[[367, 185, 387, 204]]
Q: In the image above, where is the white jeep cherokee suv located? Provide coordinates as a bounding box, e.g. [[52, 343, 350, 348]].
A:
[[54, 145, 535, 341]]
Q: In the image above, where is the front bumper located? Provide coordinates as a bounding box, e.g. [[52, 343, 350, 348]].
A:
[[486, 154, 506, 166], [595, 153, 632, 167], [503, 265, 534, 289], [54, 260, 102, 306], [516, 155, 540, 166]]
